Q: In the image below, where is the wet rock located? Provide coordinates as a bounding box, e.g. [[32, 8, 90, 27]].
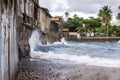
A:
[[18, 41, 30, 59]]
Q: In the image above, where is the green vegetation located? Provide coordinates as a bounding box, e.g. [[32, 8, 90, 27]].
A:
[[116, 6, 120, 20], [62, 5, 120, 37], [98, 6, 112, 37]]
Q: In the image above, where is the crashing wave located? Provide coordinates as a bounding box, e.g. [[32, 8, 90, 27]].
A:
[[29, 30, 120, 68]]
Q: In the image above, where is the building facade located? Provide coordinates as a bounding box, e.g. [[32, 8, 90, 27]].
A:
[[0, 0, 61, 80], [16, 0, 41, 59], [39, 7, 52, 33], [51, 16, 63, 28], [0, 0, 41, 80]]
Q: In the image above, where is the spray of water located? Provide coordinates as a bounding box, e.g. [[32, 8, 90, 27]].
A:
[[29, 30, 42, 52], [117, 40, 120, 44], [29, 30, 68, 57]]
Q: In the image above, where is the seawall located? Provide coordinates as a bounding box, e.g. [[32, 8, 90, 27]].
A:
[[67, 37, 120, 42]]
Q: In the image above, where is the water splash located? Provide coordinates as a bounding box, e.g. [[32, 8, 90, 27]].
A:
[[117, 40, 120, 44], [29, 30, 68, 57], [49, 37, 68, 46], [29, 29, 41, 52]]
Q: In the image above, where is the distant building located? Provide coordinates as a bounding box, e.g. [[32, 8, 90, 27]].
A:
[[50, 21, 59, 31], [51, 16, 69, 39], [51, 16, 63, 28], [59, 28, 69, 38]]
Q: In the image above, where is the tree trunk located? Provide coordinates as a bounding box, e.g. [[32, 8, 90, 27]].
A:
[[106, 23, 109, 37]]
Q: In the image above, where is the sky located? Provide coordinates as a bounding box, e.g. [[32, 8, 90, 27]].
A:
[[39, 0, 120, 22]]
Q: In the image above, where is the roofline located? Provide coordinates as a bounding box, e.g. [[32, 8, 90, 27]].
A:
[[40, 7, 52, 18], [31, 0, 52, 18], [32, 0, 40, 8]]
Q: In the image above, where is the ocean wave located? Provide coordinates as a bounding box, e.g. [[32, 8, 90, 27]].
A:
[[31, 51, 120, 68], [29, 30, 120, 68]]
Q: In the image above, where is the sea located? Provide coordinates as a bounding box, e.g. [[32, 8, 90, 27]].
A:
[[29, 30, 120, 68]]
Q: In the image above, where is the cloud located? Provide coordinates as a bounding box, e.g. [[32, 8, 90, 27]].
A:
[[67, 0, 120, 14], [39, 0, 70, 11], [39, 0, 120, 13], [50, 11, 97, 19], [51, 0, 70, 11], [39, 0, 120, 21]]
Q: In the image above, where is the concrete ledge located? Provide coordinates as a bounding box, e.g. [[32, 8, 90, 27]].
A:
[[67, 37, 120, 42]]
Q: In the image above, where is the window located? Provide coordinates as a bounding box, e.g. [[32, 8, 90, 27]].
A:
[[34, 7, 38, 20]]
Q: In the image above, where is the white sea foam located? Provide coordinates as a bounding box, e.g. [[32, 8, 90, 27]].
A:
[[29, 30, 120, 68], [117, 40, 120, 44], [46, 37, 69, 46], [29, 29, 41, 52], [31, 51, 120, 68]]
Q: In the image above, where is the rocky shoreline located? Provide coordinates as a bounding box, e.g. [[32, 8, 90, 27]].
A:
[[15, 58, 120, 80]]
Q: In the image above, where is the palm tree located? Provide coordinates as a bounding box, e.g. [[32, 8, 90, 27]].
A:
[[73, 14, 78, 18], [119, 6, 120, 10], [116, 13, 120, 20], [76, 26, 84, 33], [65, 12, 69, 21], [98, 5, 112, 37], [75, 17, 85, 34]]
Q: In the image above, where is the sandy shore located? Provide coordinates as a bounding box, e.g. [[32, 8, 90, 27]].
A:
[[15, 58, 120, 80]]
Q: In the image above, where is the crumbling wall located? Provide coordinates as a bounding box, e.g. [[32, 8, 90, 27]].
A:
[[0, 0, 61, 79], [39, 8, 61, 44], [47, 31, 61, 43], [16, 0, 35, 59], [40, 9, 47, 32], [16, 16, 32, 59], [0, 0, 18, 80]]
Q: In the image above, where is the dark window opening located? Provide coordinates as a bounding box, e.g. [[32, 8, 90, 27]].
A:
[[3, 0, 8, 7], [23, 13, 27, 23], [34, 7, 37, 20]]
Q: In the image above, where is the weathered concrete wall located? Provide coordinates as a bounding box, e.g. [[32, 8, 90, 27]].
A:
[[0, 1, 2, 80], [39, 31, 61, 44], [16, 0, 39, 59], [40, 9, 47, 32], [0, 0, 18, 80], [39, 7, 61, 43], [0, 0, 61, 80], [46, 16, 51, 30], [16, 16, 32, 59], [40, 8, 51, 33], [40, 21, 61, 44]]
